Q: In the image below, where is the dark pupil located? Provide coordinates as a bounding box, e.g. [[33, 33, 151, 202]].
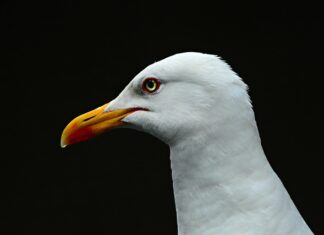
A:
[[147, 80, 155, 89]]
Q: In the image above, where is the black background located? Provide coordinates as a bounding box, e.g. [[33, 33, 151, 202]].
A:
[[1, 1, 323, 234]]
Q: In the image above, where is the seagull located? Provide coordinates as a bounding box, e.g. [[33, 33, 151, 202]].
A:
[[61, 52, 313, 235]]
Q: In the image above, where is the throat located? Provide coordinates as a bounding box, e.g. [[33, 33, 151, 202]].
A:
[[169, 125, 279, 235]]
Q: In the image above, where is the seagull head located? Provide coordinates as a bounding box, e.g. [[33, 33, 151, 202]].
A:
[[61, 52, 251, 147]]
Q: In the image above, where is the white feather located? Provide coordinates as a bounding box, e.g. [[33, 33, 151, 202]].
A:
[[107, 52, 313, 235]]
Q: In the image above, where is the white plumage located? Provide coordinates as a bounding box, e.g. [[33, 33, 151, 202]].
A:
[[107, 52, 313, 234], [63, 52, 314, 234]]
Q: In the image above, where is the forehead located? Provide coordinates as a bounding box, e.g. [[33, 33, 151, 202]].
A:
[[132, 52, 217, 84]]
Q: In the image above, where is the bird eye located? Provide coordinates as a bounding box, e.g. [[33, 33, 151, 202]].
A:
[[142, 78, 160, 93]]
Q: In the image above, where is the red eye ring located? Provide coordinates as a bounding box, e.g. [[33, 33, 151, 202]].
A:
[[142, 77, 161, 93]]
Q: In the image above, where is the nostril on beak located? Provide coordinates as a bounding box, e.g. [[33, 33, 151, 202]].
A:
[[82, 115, 96, 122]]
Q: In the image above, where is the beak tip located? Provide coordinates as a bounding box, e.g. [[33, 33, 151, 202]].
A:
[[60, 137, 67, 148]]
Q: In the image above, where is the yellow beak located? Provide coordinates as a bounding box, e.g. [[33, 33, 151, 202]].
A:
[[60, 102, 143, 148]]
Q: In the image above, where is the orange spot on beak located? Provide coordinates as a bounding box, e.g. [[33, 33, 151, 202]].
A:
[[66, 126, 95, 146]]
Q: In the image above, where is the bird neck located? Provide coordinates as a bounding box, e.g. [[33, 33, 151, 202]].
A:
[[169, 118, 308, 235]]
